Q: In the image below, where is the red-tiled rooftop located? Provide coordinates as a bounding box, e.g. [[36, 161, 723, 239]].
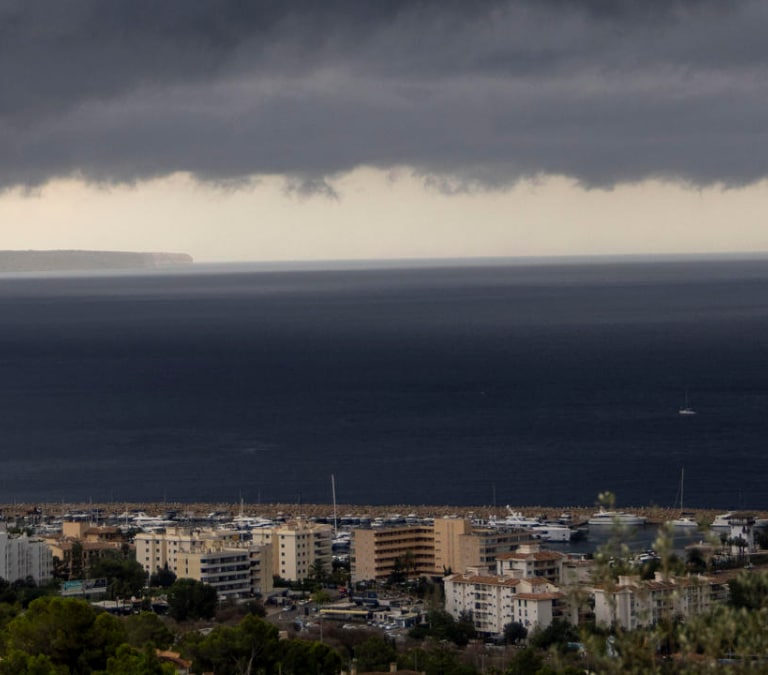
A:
[[496, 551, 564, 561]]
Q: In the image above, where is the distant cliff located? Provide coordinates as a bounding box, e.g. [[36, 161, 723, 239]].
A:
[[0, 250, 193, 273]]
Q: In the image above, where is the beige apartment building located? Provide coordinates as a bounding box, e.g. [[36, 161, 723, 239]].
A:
[[495, 542, 566, 584], [352, 519, 536, 583], [259, 519, 333, 582], [433, 518, 534, 574], [134, 527, 273, 598], [352, 525, 435, 582], [43, 521, 130, 580]]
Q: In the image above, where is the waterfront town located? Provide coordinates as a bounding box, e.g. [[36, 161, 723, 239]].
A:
[[2, 501, 768, 673]]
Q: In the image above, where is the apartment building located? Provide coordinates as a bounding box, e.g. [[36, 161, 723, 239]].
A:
[[495, 542, 566, 583], [271, 520, 333, 582], [592, 572, 727, 631], [433, 518, 471, 574], [460, 527, 534, 573], [434, 519, 533, 574], [444, 570, 572, 634], [351, 520, 537, 583], [134, 527, 273, 598], [0, 531, 53, 584], [43, 520, 130, 580], [351, 525, 435, 582]]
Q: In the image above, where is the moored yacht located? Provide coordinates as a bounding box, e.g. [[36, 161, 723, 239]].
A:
[[488, 507, 541, 529], [711, 512, 734, 529], [531, 523, 574, 542], [666, 468, 699, 529], [667, 515, 698, 529], [588, 508, 646, 527]]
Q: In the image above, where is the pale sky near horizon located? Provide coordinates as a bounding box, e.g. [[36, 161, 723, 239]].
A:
[[2, 1, 768, 263]]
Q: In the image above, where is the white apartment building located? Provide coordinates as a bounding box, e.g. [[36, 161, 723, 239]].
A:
[[444, 570, 572, 634], [495, 542, 566, 584], [592, 572, 727, 631], [134, 527, 273, 598], [0, 531, 53, 584]]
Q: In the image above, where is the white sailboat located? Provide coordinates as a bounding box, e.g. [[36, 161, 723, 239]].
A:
[[667, 468, 698, 528], [678, 390, 696, 416]]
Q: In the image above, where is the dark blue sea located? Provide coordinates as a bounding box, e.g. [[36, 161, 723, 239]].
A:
[[2, 257, 768, 509]]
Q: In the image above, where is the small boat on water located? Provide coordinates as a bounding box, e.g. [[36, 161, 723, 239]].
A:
[[588, 508, 646, 527], [667, 468, 699, 529], [678, 390, 696, 416], [668, 515, 698, 528]]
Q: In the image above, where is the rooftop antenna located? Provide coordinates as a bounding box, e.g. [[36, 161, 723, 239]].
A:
[[331, 474, 338, 537]]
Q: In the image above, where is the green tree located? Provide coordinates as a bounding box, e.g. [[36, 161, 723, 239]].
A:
[[727, 570, 768, 610], [311, 589, 332, 606], [308, 559, 328, 587], [330, 558, 351, 587], [4, 596, 126, 673], [166, 579, 218, 622], [505, 647, 543, 675], [278, 639, 342, 675], [354, 635, 397, 672], [387, 557, 406, 585], [148, 564, 176, 589], [529, 619, 578, 653], [104, 644, 176, 675], [0, 649, 62, 675], [0, 576, 56, 608], [66, 541, 84, 581], [183, 614, 280, 675], [408, 609, 476, 646], [399, 644, 475, 675], [503, 621, 528, 645], [89, 554, 147, 600], [123, 612, 173, 650]]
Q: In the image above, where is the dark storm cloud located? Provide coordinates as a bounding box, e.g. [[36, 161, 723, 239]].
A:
[[1, 0, 767, 190]]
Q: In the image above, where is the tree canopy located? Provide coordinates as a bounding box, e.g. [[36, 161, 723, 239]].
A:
[[4, 597, 125, 674], [166, 579, 218, 622]]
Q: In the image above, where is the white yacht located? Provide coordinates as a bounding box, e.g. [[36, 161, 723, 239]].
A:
[[488, 507, 541, 529], [531, 523, 574, 542], [667, 515, 698, 528], [230, 515, 275, 530], [588, 508, 646, 527], [711, 512, 734, 529]]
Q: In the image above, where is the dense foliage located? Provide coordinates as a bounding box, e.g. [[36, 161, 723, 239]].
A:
[[89, 554, 147, 601], [165, 578, 218, 621], [408, 609, 477, 646], [180, 614, 342, 675]]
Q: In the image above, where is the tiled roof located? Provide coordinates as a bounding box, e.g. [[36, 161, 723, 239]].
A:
[[515, 592, 563, 601], [447, 574, 521, 587], [497, 551, 564, 561]]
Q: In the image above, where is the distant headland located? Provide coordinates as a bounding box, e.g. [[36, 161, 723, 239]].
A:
[[0, 249, 193, 273]]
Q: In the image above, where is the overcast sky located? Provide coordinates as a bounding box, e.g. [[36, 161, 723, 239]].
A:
[[2, 0, 768, 262]]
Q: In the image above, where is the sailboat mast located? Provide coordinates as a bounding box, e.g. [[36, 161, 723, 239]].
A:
[[331, 474, 338, 537], [680, 467, 684, 512]]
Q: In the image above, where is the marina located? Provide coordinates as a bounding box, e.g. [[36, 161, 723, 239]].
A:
[[5, 501, 764, 559]]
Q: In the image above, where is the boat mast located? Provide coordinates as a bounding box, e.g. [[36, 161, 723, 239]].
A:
[[680, 467, 685, 512], [331, 474, 338, 537]]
